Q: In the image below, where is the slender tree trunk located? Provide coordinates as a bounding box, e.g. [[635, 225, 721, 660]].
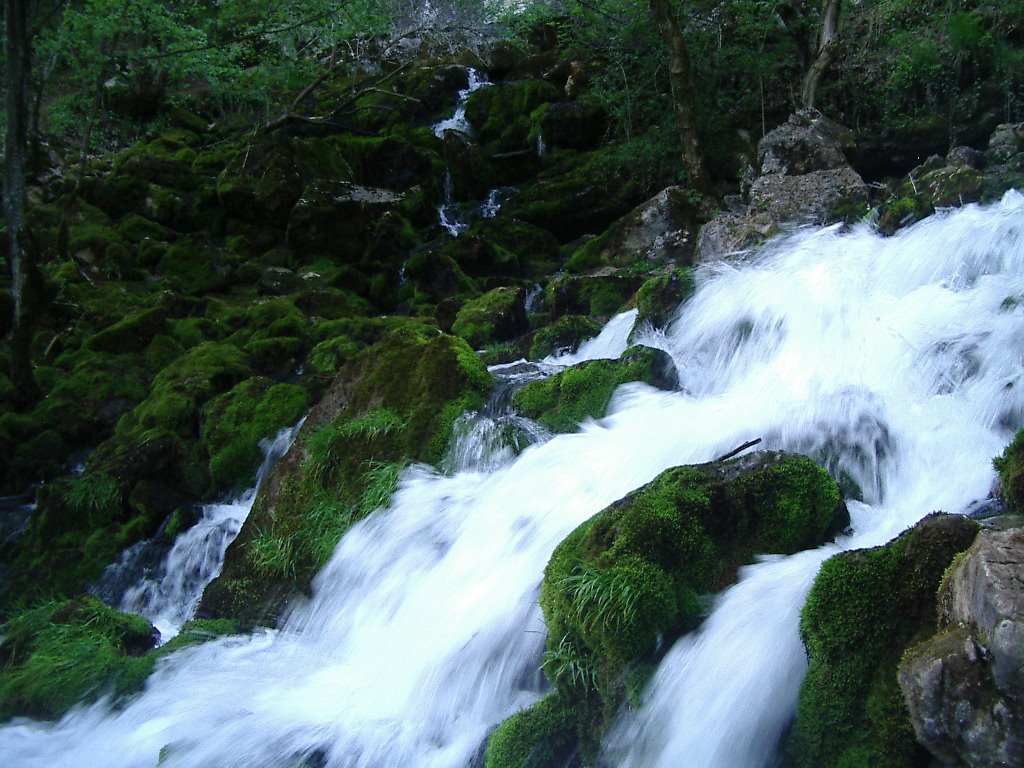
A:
[[648, 0, 714, 198], [801, 0, 842, 110], [5, 0, 41, 407]]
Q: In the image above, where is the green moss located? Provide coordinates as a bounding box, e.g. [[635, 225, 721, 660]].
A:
[[541, 452, 848, 757], [786, 513, 981, 768], [993, 428, 1024, 511], [529, 316, 603, 359], [201, 326, 496, 625], [465, 80, 562, 153], [308, 335, 361, 375], [117, 214, 171, 244], [85, 307, 169, 354], [513, 346, 675, 433], [546, 271, 645, 319], [484, 693, 579, 768], [203, 380, 310, 490], [634, 268, 696, 328], [452, 287, 527, 349], [156, 240, 228, 294], [0, 596, 157, 720]]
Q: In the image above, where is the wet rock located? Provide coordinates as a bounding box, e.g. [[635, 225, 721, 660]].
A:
[[566, 186, 701, 273], [546, 268, 645, 319], [442, 130, 493, 200], [986, 123, 1024, 164], [899, 526, 1024, 768], [747, 166, 867, 222]]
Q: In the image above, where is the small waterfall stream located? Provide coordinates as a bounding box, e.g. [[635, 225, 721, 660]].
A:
[[93, 424, 303, 642], [2, 192, 1023, 767]]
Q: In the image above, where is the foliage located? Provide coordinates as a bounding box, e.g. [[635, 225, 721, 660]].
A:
[[993, 427, 1024, 511]]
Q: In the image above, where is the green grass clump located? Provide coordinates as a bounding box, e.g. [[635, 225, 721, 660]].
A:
[[786, 513, 980, 768], [0, 597, 157, 720]]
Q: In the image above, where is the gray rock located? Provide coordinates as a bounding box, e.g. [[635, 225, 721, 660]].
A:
[[947, 146, 986, 170], [941, 526, 1024, 699], [748, 166, 867, 222], [756, 109, 853, 176], [899, 526, 1024, 768], [986, 123, 1024, 164]]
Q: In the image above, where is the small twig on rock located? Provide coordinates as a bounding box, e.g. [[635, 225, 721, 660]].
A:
[[713, 438, 763, 462]]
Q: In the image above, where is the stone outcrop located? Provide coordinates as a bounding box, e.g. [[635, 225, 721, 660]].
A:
[[697, 110, 868, 262], [898, 526, 1024, 768]]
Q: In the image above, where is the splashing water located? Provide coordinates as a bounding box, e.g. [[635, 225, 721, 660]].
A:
[[98, 424, 303, 643], [3, 193, 1023, 768], [432, 67, 490, 138]]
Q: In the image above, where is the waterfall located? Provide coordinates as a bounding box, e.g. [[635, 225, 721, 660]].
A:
[[432, 68, 491, 139], [3, 192, 1023, 768], [93, 423, 303, 643]]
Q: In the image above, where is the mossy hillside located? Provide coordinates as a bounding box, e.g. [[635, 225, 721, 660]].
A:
[[513, 346, 677, 433], [451, 286, 528, 349], [503, 146, 649, 243], [993, 427, 1024, 511], [464, 79, 563, 153], [198, 325, 496, 626], [0, 597, 241, 721], [538, 451, 848, 758], [785, 513, 981, 768], [483, 692, 580, 768]]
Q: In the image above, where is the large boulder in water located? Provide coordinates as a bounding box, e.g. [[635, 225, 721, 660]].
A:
[[898, 525, 1024, 768], [198, 324, 495, 627], [786, 513, 981, 768], [451, 286, 529, 349], [500, 450, 848, 763]]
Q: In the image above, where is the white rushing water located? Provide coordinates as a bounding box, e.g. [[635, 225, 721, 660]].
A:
[[3, 193, 1023, 768], [112, 424, 302, 643]]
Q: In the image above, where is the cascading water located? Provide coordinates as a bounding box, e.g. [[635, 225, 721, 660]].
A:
[[3, 192, 1023, 768], [93, 423, 303, 643]]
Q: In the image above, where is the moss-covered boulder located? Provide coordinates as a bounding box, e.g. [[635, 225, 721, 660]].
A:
[[286, 181, 406, 260], [216, 142, 302, 226], [452, 286, 529, 349], [529, 315, 603, 359], [514, 345, 677, 433], [538, 100, 606, 151], [535, 451, 848, 759], [786, 513, 981, 768], [115, 133, 199, 190], [198, 324, 496, 626], [634, 267, 696, 329], [484, 692, 579, 768], [546, 269, 645, 319]]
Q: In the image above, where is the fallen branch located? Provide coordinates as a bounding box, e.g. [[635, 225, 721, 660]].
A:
[[713, 438, 763, 462]]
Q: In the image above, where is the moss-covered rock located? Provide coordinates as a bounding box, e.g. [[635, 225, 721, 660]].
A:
[[503, 147, 648, 243], [115, 134, 199, 190], [216, 142, 302, 226], [286, 181, 406, 260], [539, 451, 848, 759], [546, 269, 645, 319], [452, 286, 529, 349], [785, 513, 981, 768], [483, 692, 580, 768], [155, 239, 230, 294], [634, 268, 696, 329], [514, 346, 677, 433], [529, 315, 603, 359], [199, 324, 495, 626], [84, 306, 169, 354], [202, 379, 310, 491], [0, 596, 158, 720]]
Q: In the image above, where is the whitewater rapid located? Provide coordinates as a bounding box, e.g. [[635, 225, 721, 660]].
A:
[[2, 192, 1023, 767]]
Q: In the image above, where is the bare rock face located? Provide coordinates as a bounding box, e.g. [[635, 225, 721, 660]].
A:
[[898, 526, 1024, 768], [697, 109, 866, 262]]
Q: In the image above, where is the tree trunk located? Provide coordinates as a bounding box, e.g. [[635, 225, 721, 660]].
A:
[[801, 0, 842, 110], [5, 0, 41, 408], [648, 0, 714, 198]]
